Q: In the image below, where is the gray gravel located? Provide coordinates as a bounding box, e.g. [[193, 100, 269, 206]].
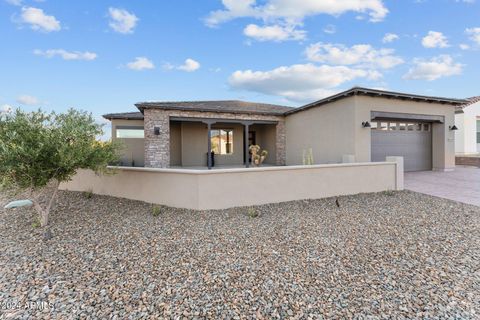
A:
[[0, 190, 479, 319]]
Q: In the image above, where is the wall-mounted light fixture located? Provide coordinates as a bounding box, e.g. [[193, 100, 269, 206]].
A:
[[362, 121, 371, 128], [449, 125, 458, 131], [154, 127, 160, 135]]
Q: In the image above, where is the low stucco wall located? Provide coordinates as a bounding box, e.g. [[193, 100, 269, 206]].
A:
[[60, 161, 402, 210]]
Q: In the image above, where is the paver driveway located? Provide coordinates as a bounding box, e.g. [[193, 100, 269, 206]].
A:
[[405, 166, 480, 207]]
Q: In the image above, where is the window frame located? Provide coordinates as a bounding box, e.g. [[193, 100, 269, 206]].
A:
[[115, 126, 145, 139]]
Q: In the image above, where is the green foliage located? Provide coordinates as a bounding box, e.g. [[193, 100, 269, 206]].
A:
[[302, 148, 314, 165], [247, 207, 258, 218], [84, 189, 94, 199], [383, 190, 395, 196], [0, 108, 121, 193], [152, 205, 162, 217], [32, 218, 41, 228]]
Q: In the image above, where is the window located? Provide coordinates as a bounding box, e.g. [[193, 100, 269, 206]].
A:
[[407, 123, 414, 131], [389, 122, 397, 131], [477, 120, 480, 143], [370, 122, 378, 129], [423, 124, 430, 132], [416, 123, 422, 131], [398, 123, 407, 131], [211, 129, 233, 155], [379, 122, 388, 130], [116, 127, 144, 138]]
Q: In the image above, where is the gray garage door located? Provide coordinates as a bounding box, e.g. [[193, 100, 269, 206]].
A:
[[371, 121, 432, 172]]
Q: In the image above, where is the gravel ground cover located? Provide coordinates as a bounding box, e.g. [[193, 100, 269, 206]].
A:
[[0, 190, 479, 319]]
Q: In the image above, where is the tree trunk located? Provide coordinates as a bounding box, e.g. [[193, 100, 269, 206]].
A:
[[31, 180, 60, 240]]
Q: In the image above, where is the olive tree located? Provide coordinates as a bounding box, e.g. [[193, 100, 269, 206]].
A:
[[0, 108, 121, 239]]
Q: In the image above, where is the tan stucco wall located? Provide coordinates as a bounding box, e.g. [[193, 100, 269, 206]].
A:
[[285, 97, 356, 165], [354, 96, 455, 171], [111, 119, 145, 167], [285, 96, 456, 170], [60, 160, 401, 210]]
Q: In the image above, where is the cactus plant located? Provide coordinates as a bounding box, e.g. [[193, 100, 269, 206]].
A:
[[249, 145, 268, 166]]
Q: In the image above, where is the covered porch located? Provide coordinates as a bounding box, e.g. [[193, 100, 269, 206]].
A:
[[169, 117, 279, 169]]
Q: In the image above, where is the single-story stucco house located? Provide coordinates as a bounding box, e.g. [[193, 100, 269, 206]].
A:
[[455, 97, 480, 155], [103, 87, 467, 173]]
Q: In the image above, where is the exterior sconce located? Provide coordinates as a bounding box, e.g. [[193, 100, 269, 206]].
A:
[[362, 121, 371, 128], [154, 127, 160, 135], [449, 125, 458, 131]]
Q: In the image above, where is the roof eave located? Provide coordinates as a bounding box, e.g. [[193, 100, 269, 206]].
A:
[[135, 104, 286, 116], [284, 87, 469, 116]]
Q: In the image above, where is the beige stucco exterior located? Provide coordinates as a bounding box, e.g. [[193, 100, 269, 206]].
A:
[[286, 97, 356, 165], [60, 159, 402, 210], [286, 95, 456, 171]]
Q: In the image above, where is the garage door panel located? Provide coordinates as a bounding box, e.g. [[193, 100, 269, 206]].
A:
[[371, 122, 432, 172]]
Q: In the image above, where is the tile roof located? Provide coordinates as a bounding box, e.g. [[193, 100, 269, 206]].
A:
[[135, 100, 293, 116], [103, 88, 469, 120], [285, 87, 470, 115], [103, 112, 144, 120], [459, 96, 480, 109]]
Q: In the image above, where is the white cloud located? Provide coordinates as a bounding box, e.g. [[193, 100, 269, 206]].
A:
[[243, 23, 306, 42], [459, 43, 470, 50], [33, 49, 97, 61], [229, 63, 381, 102], [5, 0, 22, 6], [178, 58, 201, 72], [205, 0, 387, 42], [126, 57, 155, 71], [466, 27, 480, 45], [422, 31, 449, 48], [403, 55, 463, 81], [206, 0, 388, 26], [1, 104, 13, 114], [305, 43, 404, 69], [382, 33, 399, 43], [16, 95, 39, 105], [108, 8, 138, 34], [323, 24, 336, 34], [20, 6, 61, 32]]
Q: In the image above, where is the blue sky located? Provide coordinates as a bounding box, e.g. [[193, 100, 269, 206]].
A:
[[1, 0, 479, 123]]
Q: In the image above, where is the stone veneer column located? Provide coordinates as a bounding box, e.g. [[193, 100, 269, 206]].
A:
[[275, 120, 286, 166], [144, 109, 170, 168]]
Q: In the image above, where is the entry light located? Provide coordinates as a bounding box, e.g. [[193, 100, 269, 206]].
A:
[[154, 127, 160, 135], [449, 125, 458, 131], [362, 121, 371, 128]]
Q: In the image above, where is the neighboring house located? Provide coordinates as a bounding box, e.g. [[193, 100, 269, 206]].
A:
[[455, 97, 480, 155], [103, 87, 466, 172]]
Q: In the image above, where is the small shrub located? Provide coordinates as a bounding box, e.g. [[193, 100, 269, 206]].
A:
[[383, 190, 395, 196], [247, 207, 258, 218], [152, 205, 162, 217], [32, 218, 41, 228], [83, 189, 94, 199]]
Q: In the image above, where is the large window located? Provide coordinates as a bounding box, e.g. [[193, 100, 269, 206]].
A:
[[477, 120, 480, 143], [211, 129, 233, 155], [116, 126, 144, 138]]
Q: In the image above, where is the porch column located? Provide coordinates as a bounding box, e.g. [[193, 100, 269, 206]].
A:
[[207, 123, 213, 169], [243, 121, 253, 168], [203, 120, 216, 170]]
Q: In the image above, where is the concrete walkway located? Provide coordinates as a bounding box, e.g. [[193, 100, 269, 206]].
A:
[[405, 166, 480, 207]]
